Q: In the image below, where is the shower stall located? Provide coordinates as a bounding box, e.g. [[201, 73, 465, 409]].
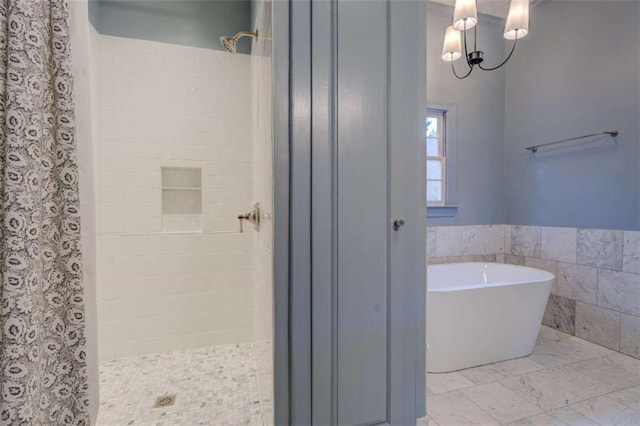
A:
[[78, 1, 275, 424]]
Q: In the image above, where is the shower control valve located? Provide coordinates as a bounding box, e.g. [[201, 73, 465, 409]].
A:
[[237, 203, 261, 233]]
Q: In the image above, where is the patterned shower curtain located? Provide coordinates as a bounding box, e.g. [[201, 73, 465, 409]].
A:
[[0, 0, 90, 425]]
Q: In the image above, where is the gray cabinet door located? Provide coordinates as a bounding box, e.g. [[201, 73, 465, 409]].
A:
[[284, 0, 426, 424], [335, 1, 390, 425], [335, 2, 427, 424]]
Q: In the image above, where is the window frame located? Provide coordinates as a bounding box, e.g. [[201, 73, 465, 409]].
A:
[[426, 109, 447, 206]]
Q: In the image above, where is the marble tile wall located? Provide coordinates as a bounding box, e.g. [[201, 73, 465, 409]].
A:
[[427, 225, 640, 359], [427, 225, 506, 265]]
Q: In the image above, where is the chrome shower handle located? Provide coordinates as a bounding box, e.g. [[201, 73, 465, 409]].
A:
[[237, 203, 261, 233]]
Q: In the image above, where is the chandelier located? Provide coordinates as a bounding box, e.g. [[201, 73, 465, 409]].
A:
[[441, 0, 529, 79]]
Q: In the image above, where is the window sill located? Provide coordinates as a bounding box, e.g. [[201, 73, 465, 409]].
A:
[[427, 205, 458, 218]]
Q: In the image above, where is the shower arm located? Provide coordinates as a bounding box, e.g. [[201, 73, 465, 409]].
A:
[[233, 30, 258, 42]]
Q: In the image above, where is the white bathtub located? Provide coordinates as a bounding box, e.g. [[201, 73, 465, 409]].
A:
[[427, 262, 554, 373]]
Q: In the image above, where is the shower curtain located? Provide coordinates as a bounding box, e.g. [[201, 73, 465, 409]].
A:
[[0, 1, 89, 424]]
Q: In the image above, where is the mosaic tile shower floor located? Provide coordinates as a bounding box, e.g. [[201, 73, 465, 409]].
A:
[[97, 343, 272, 426]]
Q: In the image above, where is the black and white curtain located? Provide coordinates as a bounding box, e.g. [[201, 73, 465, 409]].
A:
[[0, 0, 89, 424]]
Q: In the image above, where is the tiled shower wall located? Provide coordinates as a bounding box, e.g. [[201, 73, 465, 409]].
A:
[[250, 1, 274, 422], [94, 32, 255, 361], [427, 225, 640, 360]]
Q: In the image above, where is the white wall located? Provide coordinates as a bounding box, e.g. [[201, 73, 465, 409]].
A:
[[93, 32, 255, 361], [250, 1, 274, 422]]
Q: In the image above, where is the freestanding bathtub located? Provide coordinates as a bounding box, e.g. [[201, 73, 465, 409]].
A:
[[427, 262, 554, 373]]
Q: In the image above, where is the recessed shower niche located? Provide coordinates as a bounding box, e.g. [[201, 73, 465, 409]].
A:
[[161, 166, 203, 233]]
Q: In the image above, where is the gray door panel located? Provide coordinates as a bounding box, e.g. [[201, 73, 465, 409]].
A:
[[336, 1, 390, 425]]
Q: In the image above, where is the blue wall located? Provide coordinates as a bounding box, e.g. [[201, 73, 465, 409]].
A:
[[427, 5, 506, 226], [504, 1, 640, 230], [89, 0, 252, 53]]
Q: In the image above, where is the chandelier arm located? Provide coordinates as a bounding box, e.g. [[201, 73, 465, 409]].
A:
[[451, 60, 474, 79], [463, 20, 470, 66], [478, 34, 518, 71]]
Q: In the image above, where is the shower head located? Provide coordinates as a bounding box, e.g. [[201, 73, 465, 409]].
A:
[[220, 36, 237, 53], [219, 30, 258, 54]]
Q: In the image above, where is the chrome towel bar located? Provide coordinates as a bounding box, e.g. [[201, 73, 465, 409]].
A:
[[526, 130, 619, 153]]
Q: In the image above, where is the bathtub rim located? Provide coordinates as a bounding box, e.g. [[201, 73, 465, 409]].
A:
[[427, 262, 555, 292]]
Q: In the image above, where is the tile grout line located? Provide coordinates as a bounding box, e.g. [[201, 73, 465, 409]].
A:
[[250, 342, 268, 426]]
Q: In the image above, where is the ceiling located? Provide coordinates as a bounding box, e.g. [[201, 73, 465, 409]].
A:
[[430, 0, 512, 18]]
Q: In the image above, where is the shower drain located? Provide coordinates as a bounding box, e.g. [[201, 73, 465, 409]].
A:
[[153, 394, 176, 408]]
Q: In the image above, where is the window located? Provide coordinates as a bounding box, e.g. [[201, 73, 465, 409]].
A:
[[427, 109, 446, 205]]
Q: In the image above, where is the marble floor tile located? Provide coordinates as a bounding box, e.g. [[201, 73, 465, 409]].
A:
[[500, 370, 584, 411], [427, 371, 475, 394], [526, 335, 606, 368], [565, 335, 614, 358], [608, 386, 640, 414], [458, 363, 512, 385], [428, 391, 499, 426], [571, 394, 640, 426], [567, 354, 640, 391], [495, 356, 544, 376], [461, 382, 543, 424], [505, 407, 598, 426], [536, 325, 573, 343], [97, 343, 271, 426], [545, 361, 621, 401], [417, 415, 440, 426], [429, 328, 640, 426]]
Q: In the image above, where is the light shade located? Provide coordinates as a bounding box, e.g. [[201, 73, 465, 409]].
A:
[[441, 26, 462, 62], [453, 0, 478, 31], [504, 0, 529, 40]]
